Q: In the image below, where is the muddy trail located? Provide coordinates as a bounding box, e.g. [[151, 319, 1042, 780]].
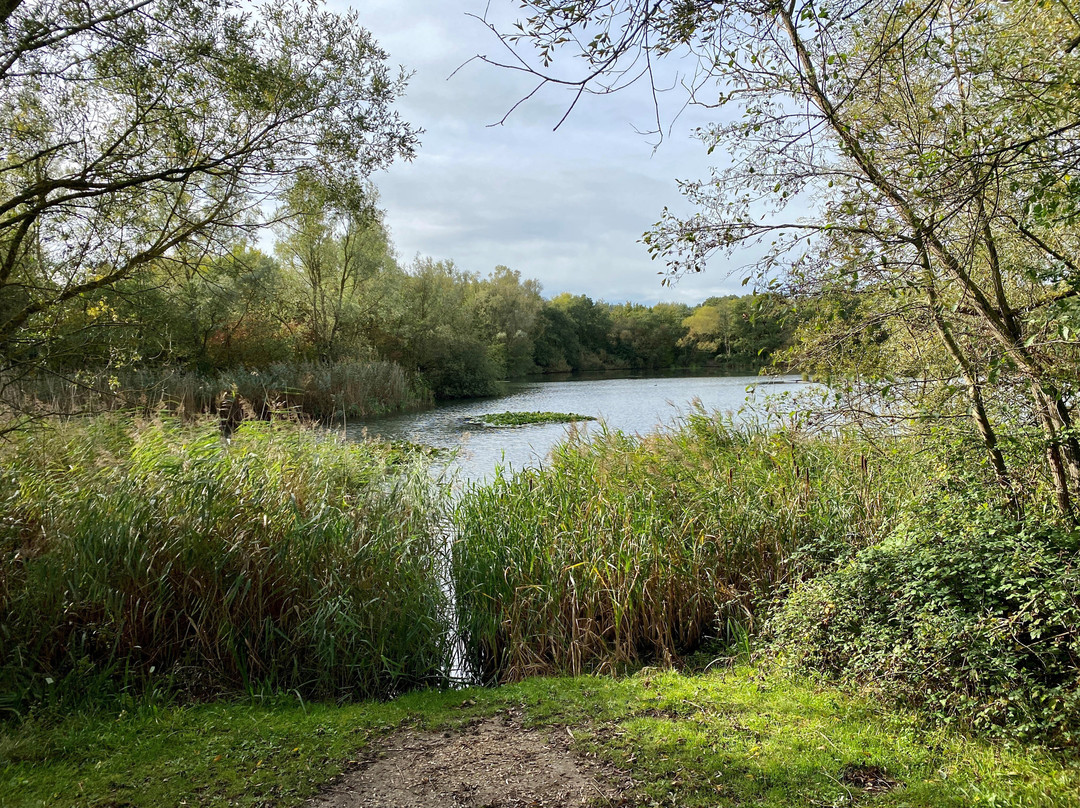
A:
[[306, 711, 634, 808]]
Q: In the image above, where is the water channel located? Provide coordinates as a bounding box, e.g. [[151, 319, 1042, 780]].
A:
[[346, 371, 815, 484]]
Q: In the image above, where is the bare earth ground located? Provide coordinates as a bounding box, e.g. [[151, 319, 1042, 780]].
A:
[[307, 710, 633, 808]]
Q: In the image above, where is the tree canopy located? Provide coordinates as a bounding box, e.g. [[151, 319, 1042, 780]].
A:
[[487, 0, 1080, 517], [0, 0, 416, 387]]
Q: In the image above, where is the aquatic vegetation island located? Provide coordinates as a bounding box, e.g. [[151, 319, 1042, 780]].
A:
[[469, 410, 597, 427]]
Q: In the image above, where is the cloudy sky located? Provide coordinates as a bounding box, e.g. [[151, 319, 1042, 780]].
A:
[[334, 0, 747, 306]]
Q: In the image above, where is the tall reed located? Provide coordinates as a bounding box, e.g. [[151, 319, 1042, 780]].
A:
[[1, 360, 432, 421], [0, 417, 450, 713], [451, 411, 922, 683]]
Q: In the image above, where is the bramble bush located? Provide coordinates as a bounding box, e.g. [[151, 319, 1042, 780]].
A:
[[771, 485, 1080, 745]]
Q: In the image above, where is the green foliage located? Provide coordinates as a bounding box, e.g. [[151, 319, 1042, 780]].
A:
[[498, 0, 1080, 516], [0, 0, 417, 377], [680, 294, 796, 368], [0, 418, 451, 713], [608, 301, 690, 368], [274, 174, 400, 364], [452, 412, 919, 682], [471, 411, 596, 426], [5, 211, 796, 414], [771, 488, 1080, 745]]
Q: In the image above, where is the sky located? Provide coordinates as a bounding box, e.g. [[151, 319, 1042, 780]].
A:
[[336, 0, 747, 306]]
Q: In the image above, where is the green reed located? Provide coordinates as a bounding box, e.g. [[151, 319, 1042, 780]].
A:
[[451, 411, 921, 683], [2, 360, 432, 421], [0, 417, 450, 714]]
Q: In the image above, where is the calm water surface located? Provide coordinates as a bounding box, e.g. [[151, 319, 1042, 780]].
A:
[[347, 373, 813, 485]]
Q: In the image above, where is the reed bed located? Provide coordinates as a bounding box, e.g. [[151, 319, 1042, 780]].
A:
[[451, 411, 922, 683], [0, 417, 450, 713], [2, 360, 431, 421]]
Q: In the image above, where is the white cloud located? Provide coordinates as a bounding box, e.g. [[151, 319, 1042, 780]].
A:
[[331, 0, 749, 305]]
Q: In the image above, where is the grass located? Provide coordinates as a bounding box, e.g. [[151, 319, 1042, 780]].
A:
[[470, 410, 597, 426], [0, 416, 451, 713], [452, 410, 922, 683], [2, 665, 1077, 808]]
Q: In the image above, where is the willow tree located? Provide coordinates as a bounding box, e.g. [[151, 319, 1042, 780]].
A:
[[486, 0, 1080, 516], [273, 175, 401, 364], [0, 0, 416, 412]]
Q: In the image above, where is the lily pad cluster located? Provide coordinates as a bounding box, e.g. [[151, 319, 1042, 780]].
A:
[[470, 411, 596, 427]]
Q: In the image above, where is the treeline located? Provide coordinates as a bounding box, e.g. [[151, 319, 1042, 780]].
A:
[[26, 199, 800, 414]]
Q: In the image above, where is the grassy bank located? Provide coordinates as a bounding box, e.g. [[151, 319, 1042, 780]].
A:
[[3, 666, 1077, 807], [452, 412, 921, 683], [0, 417, 449, 714]]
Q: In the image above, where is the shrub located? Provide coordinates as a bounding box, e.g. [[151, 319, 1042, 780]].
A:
[[0, 417, 450, 714], [770, 490, 1080, 744], [419, 337, 502, 399]]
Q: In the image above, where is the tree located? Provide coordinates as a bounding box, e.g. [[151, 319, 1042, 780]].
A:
[[125, 243, 293, 372], [533, 303, 582, 372], [388, 258, 501, 399], [486, 0, 1080, 517], [549, 293, 612, 369], [0, 0, 416, 399], [609, 301, 689, 368], [274, 175, 398, 363], [468, 265, 544, 377]]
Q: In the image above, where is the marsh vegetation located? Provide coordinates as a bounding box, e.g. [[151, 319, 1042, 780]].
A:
[[469, 410, 597, 427], [3, 0, 1080, 803]]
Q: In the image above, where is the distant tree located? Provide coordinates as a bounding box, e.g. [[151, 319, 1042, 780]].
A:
[[469, 266, 544, 377], [609, 302, 689, 368], [533, 304, 582, 372], [132, 244, 293, 372], [549, 293, 612, 369], [389, 258, 500, 398], [682, 303, 736, 359], [275, 175, 398, 363], [680, 295, 793, 367]]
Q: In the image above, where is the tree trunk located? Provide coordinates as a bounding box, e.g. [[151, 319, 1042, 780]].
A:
[[924, 274, 1019, 515], [0, 0, 22, 25]]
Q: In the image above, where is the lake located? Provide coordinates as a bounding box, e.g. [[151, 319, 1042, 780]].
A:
[[346, 372, 815, 484]]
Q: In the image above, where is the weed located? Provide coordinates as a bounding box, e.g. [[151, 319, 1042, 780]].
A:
[[451, 411, 921, 682]]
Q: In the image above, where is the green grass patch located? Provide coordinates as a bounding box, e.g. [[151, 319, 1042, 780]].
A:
[[470, 410, 597, 426], [2, 666, 1076, 807]]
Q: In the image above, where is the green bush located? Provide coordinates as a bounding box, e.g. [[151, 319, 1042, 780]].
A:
[[419, 337, 502, 399], [0, 418, 450, 714], [770, 490, 1080, 744]]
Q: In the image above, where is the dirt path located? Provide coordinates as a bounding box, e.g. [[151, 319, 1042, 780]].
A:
[[307, 712, 632, 807]]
